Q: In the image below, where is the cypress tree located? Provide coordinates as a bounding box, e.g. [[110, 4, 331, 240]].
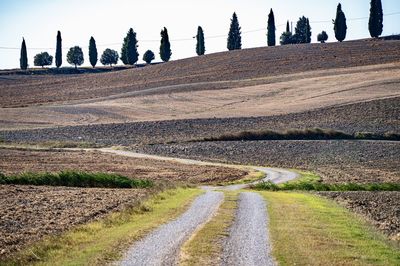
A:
[[160, 27, 172, 62], [121, 28, 139, 65], [333, 3, 347, 42], [369, 0, 383, 38], [306, 18, 311, 43], [89, 37, 98, 68], [20, 38, 28, 70], [227, 12, 242, 50], [286, 21, 290, 33], [121, 35, 128, 65], [267, 9, 276, 46], [55, 31, 62, 68], [196, 26, 205, 56]]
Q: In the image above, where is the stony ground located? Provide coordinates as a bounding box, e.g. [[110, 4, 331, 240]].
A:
[[139, 140, 400, 184], [318, 191, 400, 241], [0, 185, 148, 257], [1, 63, 398, 130], [0, 148, 248, 184], [2, 97, 399, 145]]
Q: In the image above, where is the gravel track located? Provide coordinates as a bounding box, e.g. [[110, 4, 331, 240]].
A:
[[98, 149, 296, 265], [222, 192, 275, 266], [119, 190, 223, 266]]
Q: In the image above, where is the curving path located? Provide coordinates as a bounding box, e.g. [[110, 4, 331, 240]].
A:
[[92, 148, 297, 266]]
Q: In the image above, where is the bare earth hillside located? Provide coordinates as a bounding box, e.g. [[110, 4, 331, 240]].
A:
[[1, 39, 400, 108], [1, 39, 399, 250]]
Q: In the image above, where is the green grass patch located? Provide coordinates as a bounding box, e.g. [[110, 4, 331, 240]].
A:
[[0, 171, 153, 189], [254, 181, 400, 191], [254, 170, 400, 191], [199, 128, 400, 142], [180, 191, 239, 265], [1, 188, 203, 266], [260, 191, 400, 265]]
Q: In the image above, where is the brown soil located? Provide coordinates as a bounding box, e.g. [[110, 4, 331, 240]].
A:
[[318, 191, 400, 241], [0, 185, 148, 257], [139, 140, 400, 184], [0, 147, 247, 258], [1, 63, 399, 130], [1, 39, 400, 109], [2, 97, 399, 146], [0, 148, 248, 184]]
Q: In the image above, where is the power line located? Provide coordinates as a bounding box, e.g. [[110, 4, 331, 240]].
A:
[[0, 12, 399, 50]]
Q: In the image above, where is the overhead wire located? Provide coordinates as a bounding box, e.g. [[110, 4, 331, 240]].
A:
[[0, 11, 399, 50]]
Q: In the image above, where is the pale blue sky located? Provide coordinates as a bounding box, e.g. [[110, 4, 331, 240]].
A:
[[0, 0, 399, 69]]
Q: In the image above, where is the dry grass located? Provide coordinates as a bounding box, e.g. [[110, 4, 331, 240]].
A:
[[201, 128, 400, 142], [179, 191, 238, 265], [1, 188, 202, 265]]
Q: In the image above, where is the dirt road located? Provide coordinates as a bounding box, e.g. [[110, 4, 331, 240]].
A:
[[92, 148, 296, 265], [222, 192, 275, 266], [120, 190, 224, 266]]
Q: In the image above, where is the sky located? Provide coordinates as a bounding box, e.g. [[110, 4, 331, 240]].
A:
[[0, 0, 399, 69]]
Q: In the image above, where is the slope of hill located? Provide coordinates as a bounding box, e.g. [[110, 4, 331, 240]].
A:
[[1, 39, 400, 108]]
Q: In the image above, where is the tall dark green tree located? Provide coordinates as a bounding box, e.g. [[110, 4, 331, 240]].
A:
[[293, 16, 312, 44], [280, 20, 293, 45], [196, 26, 205, 56], [369, 0, 383, 38], [267, 9, 276, 46], [160, 27, 172, 62], [55, 31, 62, 68], [89, 37, 98, 68], [20, 38, 28, 70], [227, 12, 242, 50], [306, 18, 311, 43], [333, 3, 347, 42], [121, 28, 139, 65]]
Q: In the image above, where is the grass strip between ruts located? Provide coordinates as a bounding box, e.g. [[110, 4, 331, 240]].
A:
[[179, 191, 239, 265]]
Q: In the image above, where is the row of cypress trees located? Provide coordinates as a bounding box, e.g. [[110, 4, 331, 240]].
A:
[[19, 0, 386, 70], [20, 27, 173, 69]]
